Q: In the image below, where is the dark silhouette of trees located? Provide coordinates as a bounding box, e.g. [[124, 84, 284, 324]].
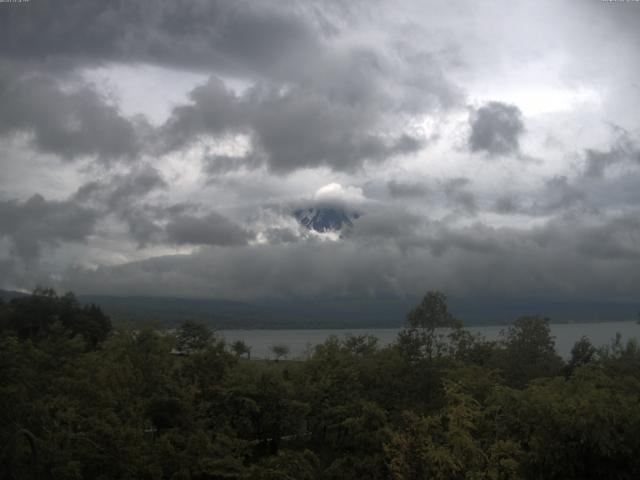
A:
[[568, 335, 597, 373], [231, 339, 251, 359], [174, 320, 214, 353], [398, 290, 461, 360], [493, 315, 564, 386], [0, 288, 111, 349], [2, 288, 639, 478], [270, 343, 290, 361]]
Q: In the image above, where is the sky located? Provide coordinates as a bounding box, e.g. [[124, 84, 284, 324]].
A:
[[1, 0, 640, 302]]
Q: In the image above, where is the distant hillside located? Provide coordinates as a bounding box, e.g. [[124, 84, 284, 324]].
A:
[[77, 294, 640, 330], [77, 295, 416, 329], [3, 289, 638, 329], [0, 289, 29, 301]]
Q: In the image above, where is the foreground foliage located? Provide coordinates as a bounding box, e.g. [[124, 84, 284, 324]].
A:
[[1, 290, 639, 479]]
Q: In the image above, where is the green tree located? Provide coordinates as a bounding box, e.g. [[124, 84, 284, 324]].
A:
[[399, 291, 461, 361], [231, 339, 251, 359], [492, 316, 564, 387], [491, 370, 640, 479], [567, 336, 597, 373], [174, 320, 214, 353], [385, 382, 523, 480], [0, 289, 111, 349], [342, 334, 379, 356], [270, 343, 290, 361]]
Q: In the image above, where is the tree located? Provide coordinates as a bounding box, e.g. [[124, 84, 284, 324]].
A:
[[493, 315, 564, 386], [270, 343, 290, 361], [0, 288, 111, 349], [174, 320, 214, 353], [407, 291, 459, 331], [342, 334, 378, 356], [231, 339, 251, 359], [568, 336, 597, 373], [385, 382, 523, 480], [399, 291, 461, 360]]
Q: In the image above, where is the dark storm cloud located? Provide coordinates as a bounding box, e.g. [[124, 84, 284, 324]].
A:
[[74, 167, 167, 208], [387, 180, 430, 198], [443, 178, 477, 215], [262, 227, 301, 245], [160, 77, 246, 152], [0, 194, 98, 260], [63, 208, 640, 300], [166, 212, 254, 246], [73, 167, 169, 246], [0, 0, 337, 170], [533, 211, 640, 261], [346, 208, 425, 247], [202, 154, 261, 176], [0, 0, 321, 76], [73, 167, 255, 248], [63, 242, 410, 299], [492, 176, 585, 217], [162, 79, 427, 173], [147, 10, 459, 173], [494, 195, 520, 214], [533, 176, 585, 214], [468, 101, 524, 156], [245, 87, 424, 173], [491, 168, 640, 218], [425, 222, 504, 257], [583, 128, 640, 178], [0, 66, 142, 162], [7, 0, 640, 305], [1, 1, 462, 174]]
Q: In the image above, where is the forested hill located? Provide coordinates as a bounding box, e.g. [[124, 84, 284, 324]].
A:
[[0, 289, 28, 302], [2, 289, 640, 479], [69, 294, 640, 328], [1, 290, 638, 328]]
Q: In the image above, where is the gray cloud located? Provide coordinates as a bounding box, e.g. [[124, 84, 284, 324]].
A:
[[583, 128, 640, 178], [246, 87, 424, 173], [262, 227, 301, 245], [443, 178, 477, 215], [0, 65, 142, 162], [0, 0, 321, 77], [492, 176, 585, 217], [202, 154, 260, 176], [71, 166, 255, 248], [160, 77, 246, 152], [166, 212, 254, 246], [387, 179, 430, 198], [73, 167, 169, 246], [533, 176, 585, 214], [62, 208, 640, 300], [2, 1, 461, 175], [162, 79, 427, 173], [493, 195, 519, 214], [3, 0, 640, 308], [74, 167, 167, 208], [468, 101, 524, 156], [0, 194, 98, 260], [346, 207, 424, 243]]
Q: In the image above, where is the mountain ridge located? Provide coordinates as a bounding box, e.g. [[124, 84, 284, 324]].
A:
[[294, 206, 361, 233]]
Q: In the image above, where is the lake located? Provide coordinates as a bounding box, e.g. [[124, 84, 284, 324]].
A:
[[219, 321, 640, 359]]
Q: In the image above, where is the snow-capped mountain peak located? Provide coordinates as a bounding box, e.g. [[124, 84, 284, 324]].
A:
[[294, 206, 360, 233]]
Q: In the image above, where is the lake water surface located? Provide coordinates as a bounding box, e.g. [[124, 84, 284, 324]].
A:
[[220, 321, 640, 359]]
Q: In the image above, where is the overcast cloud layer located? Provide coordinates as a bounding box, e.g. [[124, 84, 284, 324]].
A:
[[1, 0, 640, 303]]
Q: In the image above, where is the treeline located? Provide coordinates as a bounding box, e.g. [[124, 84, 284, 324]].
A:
[[1, 290, 640, 479]]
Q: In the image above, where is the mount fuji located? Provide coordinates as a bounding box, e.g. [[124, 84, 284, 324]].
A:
[[293, 206, 361, 233]]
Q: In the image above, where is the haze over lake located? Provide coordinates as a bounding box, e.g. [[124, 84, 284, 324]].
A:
[[220, 321, 640, 360]]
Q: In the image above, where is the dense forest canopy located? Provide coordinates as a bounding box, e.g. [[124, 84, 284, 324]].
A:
[[1, 290, 640, 479]]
